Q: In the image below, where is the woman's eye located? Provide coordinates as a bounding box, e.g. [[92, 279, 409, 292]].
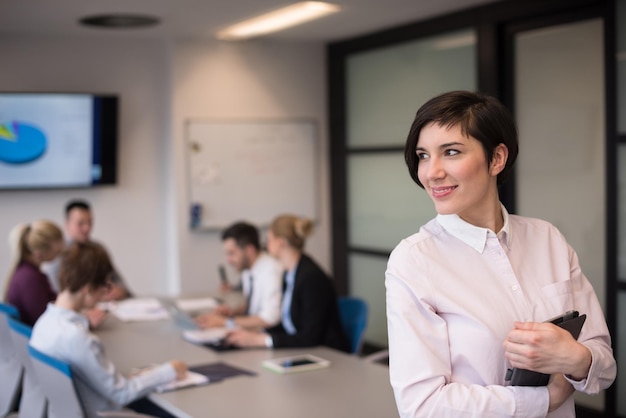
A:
[[445, 149, 460, 156], [416, 152, 429, 160]]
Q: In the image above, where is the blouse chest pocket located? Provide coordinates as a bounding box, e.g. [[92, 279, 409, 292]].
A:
[[537, 280, 574, 315]]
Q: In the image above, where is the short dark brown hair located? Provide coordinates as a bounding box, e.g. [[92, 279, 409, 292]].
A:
[[58, 241, 113, 293], [65, 199, 91, 219], [405, 90, 518, 188], [222, 222, 260, 250]]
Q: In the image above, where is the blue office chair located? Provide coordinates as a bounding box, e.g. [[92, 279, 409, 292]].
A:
[[0, 302, 23, 417], [337, 297, 368, 355], [7, 318, 47, 418], [27, 345, 157, 418]]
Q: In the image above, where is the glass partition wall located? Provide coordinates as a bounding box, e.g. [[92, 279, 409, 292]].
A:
[[344, 29, 476, 346]]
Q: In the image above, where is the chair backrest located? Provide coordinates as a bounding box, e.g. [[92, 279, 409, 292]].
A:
[[0, 302, 23, 416], [0, 302, 19, 318], [0, 302, 20, 362], [8, 318, 47, 418], [28, 344, 85, 418], [337, 297, 368, 354]]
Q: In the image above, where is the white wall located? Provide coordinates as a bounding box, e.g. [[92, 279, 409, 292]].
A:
[[0, 34, 331, 297], [171, 39, 331, 295], [0, 34, 173, 295]]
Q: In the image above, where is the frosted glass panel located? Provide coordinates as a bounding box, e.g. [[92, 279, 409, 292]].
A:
[[515, 19, 605, 411], [349, 253, 388, 346], [348, 153, 436, 250], [619, 145, 626, 281], [346, 29, 476, 148], [618, 291, 626, 415]]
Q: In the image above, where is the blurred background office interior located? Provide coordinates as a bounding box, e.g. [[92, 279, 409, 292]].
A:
[[0, 0, 624, 416]]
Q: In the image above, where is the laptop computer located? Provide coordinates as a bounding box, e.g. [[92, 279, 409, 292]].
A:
[[162, 298, 237, 351], [161, 300, 201, 331]]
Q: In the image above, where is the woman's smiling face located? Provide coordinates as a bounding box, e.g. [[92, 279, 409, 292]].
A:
[[416, 122, 505, 227]]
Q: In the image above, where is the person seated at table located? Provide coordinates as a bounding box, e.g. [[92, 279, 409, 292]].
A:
[[225, 214, 350, 352], [41, 199, 131, 301], [30, 241, 187, 418], [194, 221, 283, 330], [4, 220, 64, 326]]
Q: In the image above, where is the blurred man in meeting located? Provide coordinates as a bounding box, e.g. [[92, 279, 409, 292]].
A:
[[195, 221, 283, 330], [41, 199, 130, 301]]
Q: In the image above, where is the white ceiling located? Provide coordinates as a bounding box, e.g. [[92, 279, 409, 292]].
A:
[[0, 0, 501, 43]]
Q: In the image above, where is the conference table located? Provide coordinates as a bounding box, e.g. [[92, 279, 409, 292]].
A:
[[95, 303, 398, 418]]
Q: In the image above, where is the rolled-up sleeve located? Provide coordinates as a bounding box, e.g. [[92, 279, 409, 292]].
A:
[[563, 247, 616, 394]]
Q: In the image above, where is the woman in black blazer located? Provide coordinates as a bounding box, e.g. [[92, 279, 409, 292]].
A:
[[226, 215, 349, 353]]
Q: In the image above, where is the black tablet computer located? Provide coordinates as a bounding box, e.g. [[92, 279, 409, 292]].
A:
[[506, 311, 587, 387]]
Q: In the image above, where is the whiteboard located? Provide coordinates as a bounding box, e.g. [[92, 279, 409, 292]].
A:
[[185, 119, 318, 230]]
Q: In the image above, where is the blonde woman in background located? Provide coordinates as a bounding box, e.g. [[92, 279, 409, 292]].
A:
[[226, 214, 350, 352], [4, 220, 63, 325]]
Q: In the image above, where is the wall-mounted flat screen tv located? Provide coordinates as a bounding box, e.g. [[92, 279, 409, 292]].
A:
[[0, 93, 118, 189]]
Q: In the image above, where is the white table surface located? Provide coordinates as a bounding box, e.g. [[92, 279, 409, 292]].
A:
[[96, 310, 398, 418]]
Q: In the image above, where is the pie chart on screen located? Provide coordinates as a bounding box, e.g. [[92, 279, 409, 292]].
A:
[[0, 121, 47, 164]]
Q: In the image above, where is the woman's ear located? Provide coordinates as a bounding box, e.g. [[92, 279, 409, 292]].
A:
[[275, 236, 292, 253], [489, 143, 509, 177], [78, 284, 90, 298]]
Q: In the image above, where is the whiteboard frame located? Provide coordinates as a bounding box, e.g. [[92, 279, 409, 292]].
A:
[[184, 118, 320, 231]]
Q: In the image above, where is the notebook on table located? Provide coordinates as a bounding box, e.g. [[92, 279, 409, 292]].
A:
[[188, 361, 256, 383], [180, 325, 240, 351]]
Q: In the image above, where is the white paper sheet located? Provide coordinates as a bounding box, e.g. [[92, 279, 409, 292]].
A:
[[106, 298, 169, 322], [175, 297, 219, 312], [155, 371, 210, 393], [182, 328, 229, 344]]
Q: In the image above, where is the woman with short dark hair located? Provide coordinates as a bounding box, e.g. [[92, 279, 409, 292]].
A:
[[386, 91, 615, 417]]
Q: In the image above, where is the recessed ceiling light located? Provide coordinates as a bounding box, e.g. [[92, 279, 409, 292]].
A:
[[217, 1, 341, 41], [79, 14, 160, 29]]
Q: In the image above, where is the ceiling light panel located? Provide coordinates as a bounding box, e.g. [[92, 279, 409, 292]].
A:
[[217, 2, 341, 41]]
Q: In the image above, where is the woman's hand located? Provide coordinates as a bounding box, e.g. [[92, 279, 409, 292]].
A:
[[84, 307, 108, 329], [503, 321, 591, 378], [225, 329, 266, 347], [194, 312, 226, 329], [547, 374, 575, 412], [101, 283, 128, 301], [213, 304, 234, 316], [170, 360, 188, 380]]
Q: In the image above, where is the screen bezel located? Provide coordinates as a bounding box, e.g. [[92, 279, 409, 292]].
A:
[[0, 92, 118, 190]]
